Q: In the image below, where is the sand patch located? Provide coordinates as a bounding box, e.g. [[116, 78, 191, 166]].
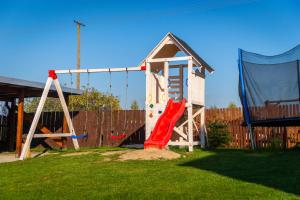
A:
[[118, 148, 181, 161], [61, 151, 94, 157]]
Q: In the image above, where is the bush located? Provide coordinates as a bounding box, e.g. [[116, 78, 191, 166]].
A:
[[271, 136, 282, 150], [207, 121, 231, 149]]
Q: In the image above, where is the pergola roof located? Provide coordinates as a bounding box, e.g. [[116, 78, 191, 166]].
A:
[[0, 76, 82, 100]]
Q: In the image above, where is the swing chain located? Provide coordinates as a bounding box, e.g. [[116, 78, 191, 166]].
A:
[[123, 68, 128, 132], [84, 72, 90, 134], [109, 69, 113, 134]]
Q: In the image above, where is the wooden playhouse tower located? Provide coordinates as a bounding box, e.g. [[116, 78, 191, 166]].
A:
[[142, 32, 214, 151]]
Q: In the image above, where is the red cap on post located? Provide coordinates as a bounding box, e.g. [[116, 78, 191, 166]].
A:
[[140, 66, 146, 71], [48, 70, 57, 80]]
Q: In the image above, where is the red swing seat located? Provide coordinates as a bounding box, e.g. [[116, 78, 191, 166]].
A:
[[110, 132, 126, 140]]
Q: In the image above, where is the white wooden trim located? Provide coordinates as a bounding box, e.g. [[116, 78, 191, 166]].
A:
[[164, 61, 169, 103], [145, 62, 151, 139], [192, 119, 199, 132], [33, 133, 72, 138], [147, 35, 171, 60], [168, 141, 200, 146], [173, 127, 187, 140], [187, 58, 193, 152], [20, 77, 53, 160], [178, 108, 202, 128], [146, 56, 191, 63], [53, 78, 79, 149], [192, 100, 204, 106]]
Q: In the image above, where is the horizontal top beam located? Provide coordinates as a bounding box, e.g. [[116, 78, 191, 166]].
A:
[[54, 66, 146, 74], [146, 56, 192, 63]]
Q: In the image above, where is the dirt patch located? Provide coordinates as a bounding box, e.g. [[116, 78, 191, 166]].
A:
[[61, 151, 94, 157], [0, 152, 41, 163], [103, 157, 112, 162], [118, 148, 181, 161], [100, 150, 132, 156]]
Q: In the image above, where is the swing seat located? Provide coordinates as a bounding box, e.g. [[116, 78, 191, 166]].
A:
[[71, 133, 88, 139], [110, 132, 126, 140]]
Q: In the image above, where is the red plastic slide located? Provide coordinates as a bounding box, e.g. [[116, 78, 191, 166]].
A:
[[144, 98, 186, 149]]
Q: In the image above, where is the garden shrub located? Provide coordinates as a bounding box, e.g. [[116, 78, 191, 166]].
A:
[[207, 121, 231, 148], [271, 136, 282, 150]]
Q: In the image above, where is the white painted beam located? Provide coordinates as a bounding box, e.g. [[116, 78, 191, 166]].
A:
[[187, 58, 194, 152], [20, 77, 53, 160], [173, 127, 187, 140], [168, 141, 200, 146], [33, 133, 72, 138], [53, 78, 79, 149], [146, 56, 191, 63], [55, 66, 145, 74]]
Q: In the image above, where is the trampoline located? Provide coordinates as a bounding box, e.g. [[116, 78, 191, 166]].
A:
[[238, 45, 300, 148]]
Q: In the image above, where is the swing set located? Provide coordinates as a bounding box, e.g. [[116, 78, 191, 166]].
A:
[[20, 66, 146, 160], [20, 32, 214, 160]]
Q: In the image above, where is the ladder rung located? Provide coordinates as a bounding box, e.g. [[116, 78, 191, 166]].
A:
[[169, 80, 181, 84], [169, 76, 180, 79], [169, 85, 180, 89], [169, 91, 179, 95], [33, 133, 72, 138]]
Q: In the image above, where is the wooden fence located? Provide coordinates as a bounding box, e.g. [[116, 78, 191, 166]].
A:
[[250, 104, 300, 121], [25, 110, 145, 149], [25, 105, 300, 150], [206, 107, 300, 149]]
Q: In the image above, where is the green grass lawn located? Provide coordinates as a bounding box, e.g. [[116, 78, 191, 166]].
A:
[[0, 148, 299, 200]]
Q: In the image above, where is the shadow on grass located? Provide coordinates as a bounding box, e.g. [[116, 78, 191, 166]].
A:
[[180, 148, 300, 195]]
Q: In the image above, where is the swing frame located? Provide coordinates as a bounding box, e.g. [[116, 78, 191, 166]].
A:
[[20, 66, 146, 160]]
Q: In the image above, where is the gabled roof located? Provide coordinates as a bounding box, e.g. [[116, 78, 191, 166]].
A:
[[140, 32, 214, 73]]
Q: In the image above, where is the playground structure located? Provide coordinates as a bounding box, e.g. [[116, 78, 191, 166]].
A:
[[142, 33, 214, 151], [238, 45, 300, 149], [20, 32, 214, 160]]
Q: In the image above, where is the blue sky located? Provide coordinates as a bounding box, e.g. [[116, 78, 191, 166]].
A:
[[0, 0, 299, 108]]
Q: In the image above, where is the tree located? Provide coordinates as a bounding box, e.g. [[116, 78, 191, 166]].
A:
[[130, 100, 140, 110], [209, 105, 218, 109], [25, 87, 121, 113], [228, 102, 237, 109]]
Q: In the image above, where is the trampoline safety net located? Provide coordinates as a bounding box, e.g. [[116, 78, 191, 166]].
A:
[[238, 45, 300, 125]]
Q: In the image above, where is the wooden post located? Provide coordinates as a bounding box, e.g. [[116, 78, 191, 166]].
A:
[[179, 65, 184, 101], [164, 61, 169, 103], [283, 127, 287, 150], [16, 90, 24, 157], [74, 20, 86, 90], [187, 58, 193, 152], [200, 107, 205, 148], [145, 61, 151, 139], [62, 95, 69, 149]]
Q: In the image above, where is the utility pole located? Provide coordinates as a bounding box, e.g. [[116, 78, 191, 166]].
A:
[[74, 20, 86, 89]]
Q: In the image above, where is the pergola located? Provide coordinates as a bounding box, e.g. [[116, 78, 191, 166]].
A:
[[0, 76, 81, 156]]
